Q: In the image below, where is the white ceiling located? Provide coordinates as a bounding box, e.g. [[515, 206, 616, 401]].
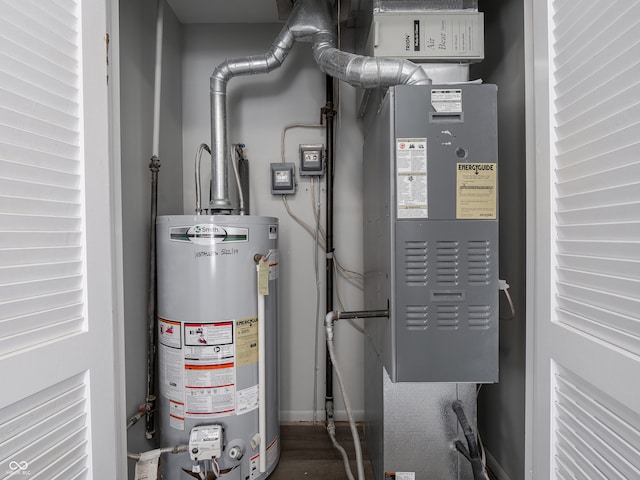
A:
[[166, 0, 283, 24]]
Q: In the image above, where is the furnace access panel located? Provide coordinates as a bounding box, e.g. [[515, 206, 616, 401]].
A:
[[363, 84, 499, 383]]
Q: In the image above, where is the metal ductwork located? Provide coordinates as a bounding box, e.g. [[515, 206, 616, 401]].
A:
[[209, 0, 431, 212], [209, 27, 295, 211]]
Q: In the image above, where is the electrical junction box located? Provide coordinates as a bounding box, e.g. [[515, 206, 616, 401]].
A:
[[270, 162, 296, 194], [363, 84, 499, 383], [299, 144, 324, 176], [367, 12, 484, 61], [189, 425, 223, 461]]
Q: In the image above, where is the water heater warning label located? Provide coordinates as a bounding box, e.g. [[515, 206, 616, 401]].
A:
[[185, 384, 235, 416], [456, 162, 497, 219], [396, 138, 428, 219], [268, 249, 280, 280], [250, 437, 279, 479], [169, 400, 184, 431], [185, 322, 233, 346], [236, 384, 259, 414], [158, 318, 181, 348], [184, 362, 236, 416], [159, 344, 183, 401]]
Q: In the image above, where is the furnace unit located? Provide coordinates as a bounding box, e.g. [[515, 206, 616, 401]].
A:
[[363, 84, 498, 479]]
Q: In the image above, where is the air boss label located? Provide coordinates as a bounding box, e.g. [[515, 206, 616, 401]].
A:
[[456, 163, 497, 219]]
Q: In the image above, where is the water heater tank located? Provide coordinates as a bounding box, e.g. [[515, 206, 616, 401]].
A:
[[156, 215, 280, 479]]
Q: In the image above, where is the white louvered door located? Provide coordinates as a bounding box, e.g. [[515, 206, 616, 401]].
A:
[[528, 0, 640, 478], [0, 1, 124, 478]]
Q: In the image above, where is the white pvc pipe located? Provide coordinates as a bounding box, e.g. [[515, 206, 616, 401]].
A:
[[257, 266, 267, 473], [325, 312, 365, 480], [151, 0, 164, 157]]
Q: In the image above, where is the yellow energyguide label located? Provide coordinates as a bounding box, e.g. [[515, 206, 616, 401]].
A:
[[236, 317, 258, 367], [456, 163, 497, 219]]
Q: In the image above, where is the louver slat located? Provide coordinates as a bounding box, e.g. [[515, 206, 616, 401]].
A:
[[554, 368, 640, 477], [0, 373, 89, 478], [551, 1, 640, 474], [0, 0, 83, 357]]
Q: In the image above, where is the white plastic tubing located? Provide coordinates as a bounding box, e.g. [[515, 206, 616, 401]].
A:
[[325, 312, 365, 480], [257, 265, 267, 473], [208, 0, 431, 211], [152, 0, 164, 157]]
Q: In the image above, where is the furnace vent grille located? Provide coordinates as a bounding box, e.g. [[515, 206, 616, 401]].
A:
[[405, 304, 428, 331], [436, 304, 459, 330], [436, 240, 460, 286], [467, 240, 491, 285], [404, 240, 428, 286], [468, 305, 491, 330]]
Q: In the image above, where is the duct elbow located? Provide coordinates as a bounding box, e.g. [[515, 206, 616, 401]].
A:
[[401, 62, 432, 85], [264, 50, 285, 71], [313, 41, 431, 88], [210, 64, 231, 93]]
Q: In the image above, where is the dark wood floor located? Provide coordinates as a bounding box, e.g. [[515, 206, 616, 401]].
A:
[[269, 424, 375, 480]]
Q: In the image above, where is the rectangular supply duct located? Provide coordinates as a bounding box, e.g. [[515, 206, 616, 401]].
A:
[[363, 84, 499, 383]]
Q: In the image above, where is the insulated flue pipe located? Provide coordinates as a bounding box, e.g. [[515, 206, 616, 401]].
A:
[[208, 0, 431, 211]]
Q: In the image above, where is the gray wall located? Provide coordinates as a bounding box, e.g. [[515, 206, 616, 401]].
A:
[[119, 0, 183, 475], [471, 1, 526, 479], [181, 24, 366, 422]]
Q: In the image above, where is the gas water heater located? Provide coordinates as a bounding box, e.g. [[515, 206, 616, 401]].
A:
[[157, 215, 280, 480]]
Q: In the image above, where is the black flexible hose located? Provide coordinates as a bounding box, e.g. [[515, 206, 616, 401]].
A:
[[452, 400, 486, 480]]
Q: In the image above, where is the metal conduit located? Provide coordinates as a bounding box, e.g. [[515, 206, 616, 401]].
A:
[[208, 0, 431, 211]]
